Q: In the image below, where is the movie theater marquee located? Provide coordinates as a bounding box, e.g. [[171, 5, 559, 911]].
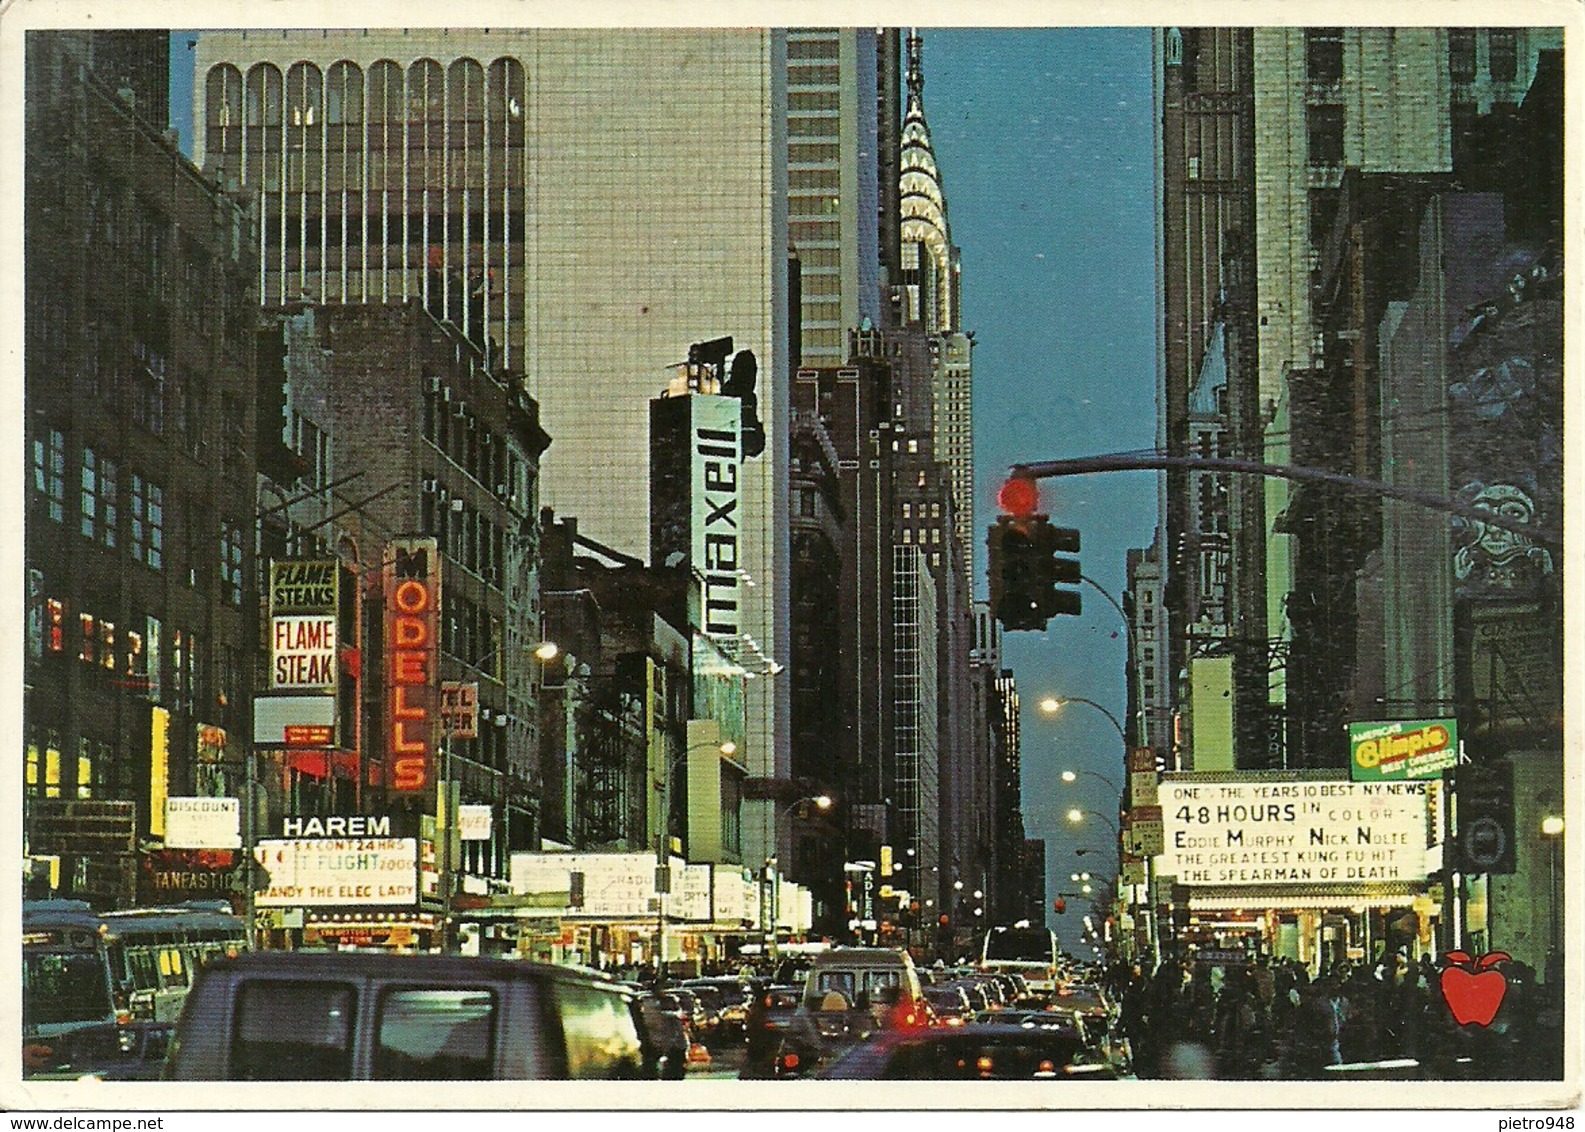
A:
[[1159, 778, 1431, 886]]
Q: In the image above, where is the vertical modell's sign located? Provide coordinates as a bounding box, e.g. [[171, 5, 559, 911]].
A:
[[692, 394, 742, 639], [385, 538, 440, 794], [269, 560, 339, 692]]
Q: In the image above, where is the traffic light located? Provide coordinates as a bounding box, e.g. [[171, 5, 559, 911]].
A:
[[987, 513, 1082, 630], [1053, 898, 1067, 915]]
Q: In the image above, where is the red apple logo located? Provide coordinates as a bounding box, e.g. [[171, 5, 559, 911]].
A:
[[1439, 950, 1511, 1026]]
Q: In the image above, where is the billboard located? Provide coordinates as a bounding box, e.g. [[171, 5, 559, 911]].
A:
[[164, 797, 241, 849], [269, 561, 338, 693], [691, 394, 743, 639], [253, 693, 337, 746], [384, 539, 440, 794], [1348, 718, 1458, 782], [512, 852, 672, 918], [254, 837, 419, 906], [1160, 778, 1430, 887]]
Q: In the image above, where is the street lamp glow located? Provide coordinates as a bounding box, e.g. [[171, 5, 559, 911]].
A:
[[1061, 770, 1077, 783], [812, 794, 833, 810], [533, 640, 560, 661], [1067, 808, 1084, 824], [1541, 815, 1564, 837], [719, 740, 737, 756]]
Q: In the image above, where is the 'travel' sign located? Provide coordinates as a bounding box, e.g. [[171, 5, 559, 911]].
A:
[[1160, 778, 1430, 887], [384, 539, 439, 794], [1348, 718, 1458, 782]]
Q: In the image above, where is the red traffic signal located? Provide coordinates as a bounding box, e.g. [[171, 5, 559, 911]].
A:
[[1053, 898, 1067, 914], [997, 476, 1040, 517]]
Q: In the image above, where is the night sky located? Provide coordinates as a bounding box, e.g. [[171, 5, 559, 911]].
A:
[[926, 27, 1160, 953], [169, 27, 1163, 956]]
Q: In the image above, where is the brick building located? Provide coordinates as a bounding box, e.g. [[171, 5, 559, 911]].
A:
[[24, 32, 259, 906]]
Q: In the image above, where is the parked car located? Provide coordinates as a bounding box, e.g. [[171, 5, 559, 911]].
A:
[[162, 952, 647, 1080], [819, 1023, 1121, 1080]]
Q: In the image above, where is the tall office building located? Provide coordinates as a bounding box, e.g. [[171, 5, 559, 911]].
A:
[[192, 29, 792, 861], [898, 32, 975, 571], [785, 28, 883, 366]]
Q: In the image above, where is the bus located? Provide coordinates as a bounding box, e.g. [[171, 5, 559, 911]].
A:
[[980, 924, 1061, 992], [23, 900, 248, 1040]]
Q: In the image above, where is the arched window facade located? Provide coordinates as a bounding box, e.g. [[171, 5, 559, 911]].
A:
[[325, 61, 363, 126], [285, 62, 323, 127]]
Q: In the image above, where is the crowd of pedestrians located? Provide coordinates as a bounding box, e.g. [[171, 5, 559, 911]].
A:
[[1108, 949, 1564, 1080]]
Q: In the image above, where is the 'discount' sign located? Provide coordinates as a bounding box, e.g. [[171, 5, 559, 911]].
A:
[[1160, 779, 1430, 887]]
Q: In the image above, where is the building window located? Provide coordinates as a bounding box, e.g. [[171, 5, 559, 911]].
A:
[[1488, 30, 1518, 82], [130, 475, 164, 570], [80, 448, 118, 548], [1307, 105, 1345, 166], [1448, 29, 1477, 81], [34, 428, 66, 523], [902, 502, 912, 519], [77, 738, 95, 800], [1306, 28, 1344, 85], [220, 519, 244, 606]]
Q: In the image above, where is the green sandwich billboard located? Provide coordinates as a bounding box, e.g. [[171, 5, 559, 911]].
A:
[[1348, 718, 1458, 782]]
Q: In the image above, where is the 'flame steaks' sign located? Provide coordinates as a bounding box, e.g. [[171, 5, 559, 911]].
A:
[[385, 539, 439, 793]]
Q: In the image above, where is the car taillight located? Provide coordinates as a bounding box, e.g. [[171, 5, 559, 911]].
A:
[[116, 1010, 133, 1025], [780, 1052, 800, 1071]]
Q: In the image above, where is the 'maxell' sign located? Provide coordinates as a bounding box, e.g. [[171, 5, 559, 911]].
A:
[[384, 538, 439, 793], [693, 394, 742, 638]]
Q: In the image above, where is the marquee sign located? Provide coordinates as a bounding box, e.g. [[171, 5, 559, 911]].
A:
[[1160, 778, 1430, 887], [254, 838, 419, 907]]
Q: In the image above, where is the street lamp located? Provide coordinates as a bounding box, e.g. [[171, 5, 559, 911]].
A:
[[1061, 768, 1123, 795], [1541, 815, 1564, 972], [764, 794, 833, 959], [1039, 695, 1127, 747], [1066, 808, 1119, 837]]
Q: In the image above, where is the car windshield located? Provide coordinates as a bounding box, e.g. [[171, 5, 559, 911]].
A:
[[23, 951, 113, 1028]]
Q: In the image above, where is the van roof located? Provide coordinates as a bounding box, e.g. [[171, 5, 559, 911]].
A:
[[197, 951, 632, 991], [811, 947, 915, 965]]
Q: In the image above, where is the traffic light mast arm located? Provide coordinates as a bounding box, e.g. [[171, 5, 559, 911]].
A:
[[1009, 452, 1561, 548]]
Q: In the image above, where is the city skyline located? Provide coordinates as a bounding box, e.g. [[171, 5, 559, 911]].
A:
[[12, 13, 1577, 1103]]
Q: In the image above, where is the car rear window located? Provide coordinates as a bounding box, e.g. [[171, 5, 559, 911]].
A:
[[555, 982, 642, 1079], [374, 988, 497, 1080], [231, 980, 355, 1080]]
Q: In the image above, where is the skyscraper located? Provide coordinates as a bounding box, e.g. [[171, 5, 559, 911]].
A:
[[785, 28, 883, 366], [192, 28, 791, 862], [898, 31, 975, 571]]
